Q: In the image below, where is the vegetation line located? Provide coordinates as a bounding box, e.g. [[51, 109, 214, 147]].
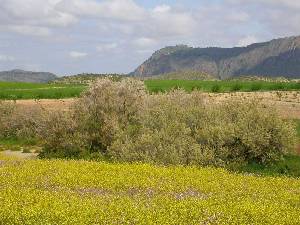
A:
[[0, 79, 300, 100]]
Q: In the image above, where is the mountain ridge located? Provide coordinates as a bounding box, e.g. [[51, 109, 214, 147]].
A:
[[132, 35, 300, 79], [0, 69, 57, 83]]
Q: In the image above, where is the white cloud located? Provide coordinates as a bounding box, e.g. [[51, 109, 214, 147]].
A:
[[133, 38, 157, 48], [227, 11, 250, 22], [57, 0, 145, 21], [96, 43, 118, 53], [7, 25, 51, 37], [0, 54, 15, 62], [153, 5, 171, 13], [237, 35, 259, 46], [226, 0, 300, 36], [249, 0, 300, 9], [0, 0, 77, 27], [69, 51, 88, 59], [147, 5, 197, 38]]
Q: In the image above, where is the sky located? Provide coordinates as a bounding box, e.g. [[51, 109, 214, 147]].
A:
[[0, 0, 300, 75]]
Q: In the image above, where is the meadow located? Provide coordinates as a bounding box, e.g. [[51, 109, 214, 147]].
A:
[[1, 154, 300, 224], [0, 81, 85, 100], [1, 79, 300, 99], [145, 79, 300, 93]]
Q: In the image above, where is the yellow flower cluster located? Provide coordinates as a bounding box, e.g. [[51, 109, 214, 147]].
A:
[[0, 154, 299, 224]]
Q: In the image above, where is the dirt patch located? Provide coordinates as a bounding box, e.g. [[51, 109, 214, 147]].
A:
[[1, 150, 38, 159], [12, 99, 75, 111], [126, 187, 156, 198], [8, 91, 300, 119], [203, 91, 300, 119], [173, 189, 210, 200], [76, 187, 111, 196], [0, 160, 6, 167]]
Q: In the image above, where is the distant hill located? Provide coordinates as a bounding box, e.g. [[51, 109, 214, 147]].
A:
[[0, 69, 57, 83], [133, 36, 300, 79], [52, 73, 127, 84]]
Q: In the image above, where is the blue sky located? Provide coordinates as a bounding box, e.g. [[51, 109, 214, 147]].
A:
[[0, 0, 299, 75]]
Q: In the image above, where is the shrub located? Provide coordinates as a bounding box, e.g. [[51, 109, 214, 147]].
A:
[[109, 91, 296, 166], [193, 101, 296, 164], [39, 78, 146, 158], [28, 79, 298, 165], [109, 91, 206, 165], [0, 101, 42, 140]]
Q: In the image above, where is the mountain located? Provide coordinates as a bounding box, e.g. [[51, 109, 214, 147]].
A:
[[0, 69, 57, 83], [132, 36, 300, 79]]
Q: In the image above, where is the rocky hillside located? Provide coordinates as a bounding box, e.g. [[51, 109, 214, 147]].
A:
[[0, 69, 57, 83], [133, 36, 300, 79], [145, 70, 216, 80]]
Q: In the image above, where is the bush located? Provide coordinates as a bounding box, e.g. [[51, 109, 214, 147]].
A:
[[109, 90, 296, 166], [32, 79, 298, 165], [39, 78, 146, 159], [109, 91, 206, 165], [0, 101, 42, 140]]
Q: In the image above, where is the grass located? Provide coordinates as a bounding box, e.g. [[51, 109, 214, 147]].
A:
[[296, 119, 300, 138], [1, 80, 300, 100], [145, 80, 300, 93], [235, 119, 300, 177], [0, 138, 39, 152], [0, 81, 86, 100], [0, 155, 300, 224], [238, 155, 300, 177]]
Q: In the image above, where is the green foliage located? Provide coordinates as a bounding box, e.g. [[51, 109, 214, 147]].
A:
[[230, 83, 242, 91], [1, 156, 300, 224], [237, 155, 300, 177], [211, 84, 221, 92], [145, 80, 300, 93], [1, 80, 300, 100], [0, 81, 85, 100]]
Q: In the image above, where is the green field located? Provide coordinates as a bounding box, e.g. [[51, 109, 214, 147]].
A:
[[1, 80, 300, 100], [145, 80, 300, 93], [0, 82, 86, 100], [0, 154, 300, 224]]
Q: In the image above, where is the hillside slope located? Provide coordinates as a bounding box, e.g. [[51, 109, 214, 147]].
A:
[[133, 36, 300, 79], [0, 69, 57, 83]]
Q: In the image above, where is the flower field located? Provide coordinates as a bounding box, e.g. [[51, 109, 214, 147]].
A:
[[1, 154, 300, 224]]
